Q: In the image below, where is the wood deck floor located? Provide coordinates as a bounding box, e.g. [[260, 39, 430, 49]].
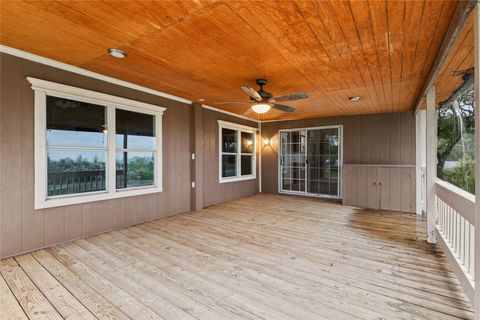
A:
[[0, 194, 474, 320]]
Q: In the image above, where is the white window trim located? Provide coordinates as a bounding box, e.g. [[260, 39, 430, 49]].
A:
[[218, 120, 257, 183], [27, 77, 166, 209]]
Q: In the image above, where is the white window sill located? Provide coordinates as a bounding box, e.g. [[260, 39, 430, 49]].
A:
[[219, 175, 256, 184], [35, 185, 163, 209]]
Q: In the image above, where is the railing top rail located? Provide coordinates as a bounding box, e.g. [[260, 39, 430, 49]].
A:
[[435, 179, 475, 225]]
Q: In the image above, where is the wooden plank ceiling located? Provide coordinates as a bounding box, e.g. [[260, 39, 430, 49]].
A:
[[0, 0, 459, 120]]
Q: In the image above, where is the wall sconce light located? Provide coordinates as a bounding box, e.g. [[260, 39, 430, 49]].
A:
[[263, 138, 270, 146]]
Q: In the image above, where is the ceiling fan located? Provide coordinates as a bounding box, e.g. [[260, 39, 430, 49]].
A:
[[215, 79, 308, 114]]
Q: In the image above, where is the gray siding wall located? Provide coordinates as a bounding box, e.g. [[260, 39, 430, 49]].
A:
[[0, 53, 258, 258], [202, 109, 259, 208], [260, 112, 416, 193]]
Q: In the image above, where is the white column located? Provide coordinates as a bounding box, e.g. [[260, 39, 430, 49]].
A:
[[425, 86, 437, 244], [416, 110, 427, 215], [258, 121, 262, 193], [473, 4, 480, 319]]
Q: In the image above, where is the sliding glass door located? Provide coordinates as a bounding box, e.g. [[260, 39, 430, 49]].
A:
[[280, 130, 306, 193], [279, 126, 342, 198]]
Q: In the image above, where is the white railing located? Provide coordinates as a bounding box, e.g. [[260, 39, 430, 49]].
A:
[[435, 179, 475, 301]]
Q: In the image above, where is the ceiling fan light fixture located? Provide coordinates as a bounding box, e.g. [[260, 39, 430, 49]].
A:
[[251, 103, 271, 114]]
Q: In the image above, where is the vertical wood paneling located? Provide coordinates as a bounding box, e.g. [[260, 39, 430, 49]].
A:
[[401, 168, 415, 213], [378, 114, 390, 163], [81, 203, 98, 236], [379, 167, 391, 210], [1, 55, 23, 257], [366, 167, 379, 209], [388, 113, 401, 165], [389, 168, 403, 211], [356, 166, 367, 208], [97, 200, 113, 232], [146, 194, 158, 222], [20, 63, 45, 251], [64, 205, 82, 241], [44, 207, 65, 246], [345, 165, 415, 213], [111, 198, 126, 228], [400, 112, 413, 164]]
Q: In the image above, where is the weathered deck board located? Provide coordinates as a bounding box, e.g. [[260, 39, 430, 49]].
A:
[[0, 194, 474, 319]]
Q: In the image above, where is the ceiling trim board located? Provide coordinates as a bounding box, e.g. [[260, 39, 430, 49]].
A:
[[201, 104, 259, 123], [0, 45, 192, 104]]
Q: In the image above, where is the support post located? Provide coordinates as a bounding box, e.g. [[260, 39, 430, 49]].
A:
[[425, 86, 437, 244], [416, 110, 427, 215], [191, 102, 204, 211], [258, 122, 262, 193], [473, 4, 480, 319]]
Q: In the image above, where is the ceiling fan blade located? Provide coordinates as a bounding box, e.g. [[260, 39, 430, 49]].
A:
[[243, 107, 254, 115], [215, 101, 251, 105], [241, 86, 262, 102], [272, 104, 296, 112], [274, 92, 308, 102]]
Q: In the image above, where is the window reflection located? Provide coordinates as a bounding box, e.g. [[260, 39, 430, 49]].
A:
[[115, 109, 155, 149], [116, 152, 155, 189], [222, 155, 237, 177], [47, 150, 106, 196], [222, 128, 237, 153], [46, 96, 106, 148], [241, 132, 254, 153]]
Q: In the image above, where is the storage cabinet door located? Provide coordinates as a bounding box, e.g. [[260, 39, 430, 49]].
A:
[[366, 167, 379, 209], [342, 165, 357, 206], [379, 167, 390, 210], [401, 167, 415, 213]]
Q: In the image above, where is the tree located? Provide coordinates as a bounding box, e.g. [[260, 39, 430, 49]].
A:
[[437, 78, 475, 193]]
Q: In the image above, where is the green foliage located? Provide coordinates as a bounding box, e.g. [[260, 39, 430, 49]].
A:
[[437, 81, 475, 194], [48, 154, 105, 172], [442, 156, 475, 194], [125, 156, 154, 181]]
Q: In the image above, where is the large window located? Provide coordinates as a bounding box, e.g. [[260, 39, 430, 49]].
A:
[[29, 77, 165, 209], [437, 78, 475, 194], [218, 120, 256, 183]]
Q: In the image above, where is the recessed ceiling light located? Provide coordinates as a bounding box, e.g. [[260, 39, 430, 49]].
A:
[[198, 98, 205, 102], [108, 48, 127, 59], [348, 96, 361, 102]]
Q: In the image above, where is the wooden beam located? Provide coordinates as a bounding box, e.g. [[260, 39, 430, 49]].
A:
[[425, 86, 436, 244], [473, 4, 480, 319], [414, 0, 477, 115]]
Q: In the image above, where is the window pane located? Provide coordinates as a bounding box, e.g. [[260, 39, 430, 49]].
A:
[[116, 152, 155, 189], [241, 132, 254, 153], [222, 128, 237, 153], [47, 150, 106, 196], [241, 155, 252, 175], [437, 82, 475, 194], [222, 154, 237, 177], [46, 96, 106, 148], [116, 109, 155, 150]]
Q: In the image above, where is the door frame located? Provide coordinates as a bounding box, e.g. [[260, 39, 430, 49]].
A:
[[277, 125, 343, 199]]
